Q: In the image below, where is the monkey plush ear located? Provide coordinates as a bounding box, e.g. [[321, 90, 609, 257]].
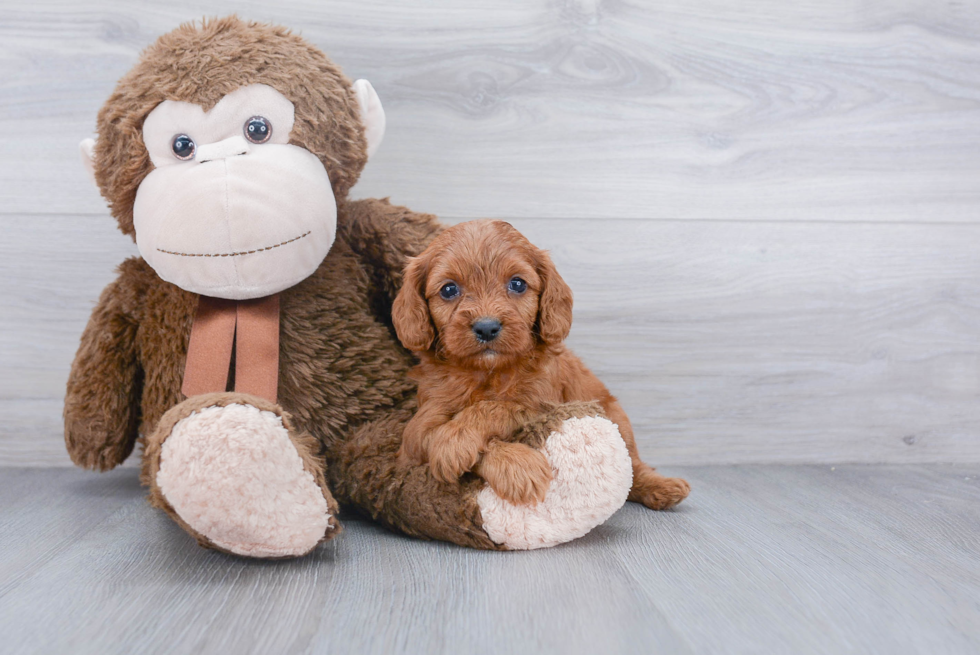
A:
[[353, 79, 385, 159], [79, 138, 97, 185]]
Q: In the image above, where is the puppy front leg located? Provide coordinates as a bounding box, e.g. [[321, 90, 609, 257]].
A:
[[426, 418, 490, 483], [424, 400, 521, 483], [455, 401, 552, 506], [398, 404, 451, 469], [474, 440, 552, 505]]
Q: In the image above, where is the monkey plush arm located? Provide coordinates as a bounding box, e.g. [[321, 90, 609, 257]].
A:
[[340, 198, 443, 308], [64, 271, 143, 471]]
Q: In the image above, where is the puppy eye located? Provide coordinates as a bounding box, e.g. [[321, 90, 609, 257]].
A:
[[439, 282, 460, 300], [244, 116, 272, 144], [508, 277, 527, 294], [171, 134, 196, 161]]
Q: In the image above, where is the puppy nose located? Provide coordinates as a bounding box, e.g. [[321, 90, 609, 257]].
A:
[[472, 318, 502, 342]]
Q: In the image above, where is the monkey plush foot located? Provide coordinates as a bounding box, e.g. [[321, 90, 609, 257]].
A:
[[143, 393, 340, 558], [476, 409, 633, 550]]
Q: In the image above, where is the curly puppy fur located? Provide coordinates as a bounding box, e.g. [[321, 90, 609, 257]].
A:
[[391, 220, 691, 510]]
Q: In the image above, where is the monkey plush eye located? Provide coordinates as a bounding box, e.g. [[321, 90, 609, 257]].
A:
[[171, 134, 196, 161], [439, 282, 460, 300], [508, 277, 527, 294], [244, 116, 272, 144]]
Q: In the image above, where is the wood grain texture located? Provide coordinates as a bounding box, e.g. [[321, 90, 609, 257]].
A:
[[4, 214, 980, 465], [516, 218, 980, 465], [1, 0, 979, 221], [0, 465, 977, 654], [2, 1, 980, 466]]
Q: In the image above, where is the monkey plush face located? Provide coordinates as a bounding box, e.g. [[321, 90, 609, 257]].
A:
[[133, 83, 337, 298], [80, 17, 385, 299]]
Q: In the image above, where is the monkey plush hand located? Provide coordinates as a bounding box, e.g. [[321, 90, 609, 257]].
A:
[[66, 17, 634, 557]]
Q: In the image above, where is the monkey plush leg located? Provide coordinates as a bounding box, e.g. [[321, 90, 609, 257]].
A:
[[326, 408, 502, 550], [327, 402, 632, 550], [142, 392, 341, 558], [474, 402, 633, 550]]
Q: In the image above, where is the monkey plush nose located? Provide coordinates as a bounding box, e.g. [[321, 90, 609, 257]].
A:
[[196, 135, 251, 163], [472, 318, 502, 342]]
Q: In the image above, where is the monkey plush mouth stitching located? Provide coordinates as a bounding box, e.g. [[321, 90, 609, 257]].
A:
[[156, 231, 312, 258]]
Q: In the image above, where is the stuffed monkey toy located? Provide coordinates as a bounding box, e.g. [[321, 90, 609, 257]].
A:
[[66, 17, 644, 557]]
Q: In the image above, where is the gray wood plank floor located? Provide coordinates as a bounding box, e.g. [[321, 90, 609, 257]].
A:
[[1, 465, 978, 655]]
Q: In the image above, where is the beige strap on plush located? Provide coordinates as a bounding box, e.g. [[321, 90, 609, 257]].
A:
[[182, 294, 280, 402], [182, 296, 237, 398], [234, 295, 280, 403]]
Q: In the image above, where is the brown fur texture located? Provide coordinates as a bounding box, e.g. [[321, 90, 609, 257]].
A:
[[392, 220, 691, 509]]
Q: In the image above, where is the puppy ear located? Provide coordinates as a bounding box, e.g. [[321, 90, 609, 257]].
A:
[[392, 255, 435, 351], [535, 248, 573, 345]]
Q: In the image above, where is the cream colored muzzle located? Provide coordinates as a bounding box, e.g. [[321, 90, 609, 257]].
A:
[[133, 143, 338, 300], [196, 135, 250, 163]]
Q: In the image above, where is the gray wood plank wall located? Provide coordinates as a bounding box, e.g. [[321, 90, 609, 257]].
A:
[[2, 0, 980, 466]]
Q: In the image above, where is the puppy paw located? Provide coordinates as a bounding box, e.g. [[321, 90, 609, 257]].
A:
[[427, 423, 484, 483], [476, 441, 552, 505], [629, 467, 690, 510]]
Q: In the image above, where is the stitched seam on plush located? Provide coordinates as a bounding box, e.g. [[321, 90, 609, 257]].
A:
[[157, 231, 311, 257], [222, 158, 242, 287]]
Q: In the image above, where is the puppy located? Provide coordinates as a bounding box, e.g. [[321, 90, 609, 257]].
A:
[[392, 219, 690, 509]]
